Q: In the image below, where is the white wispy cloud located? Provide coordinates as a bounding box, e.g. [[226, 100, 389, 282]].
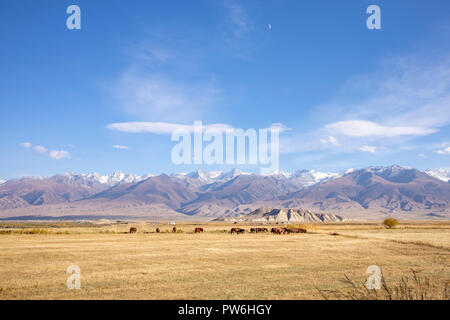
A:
[[130, 44, 174, 63], [325, 120, 435, 137], [107, 121, 233, 134], [113, 67, 218, 122], [319, 136, 340, 147], [435, 146, 450, 155], [223, 1, 249, 38], [268, 123, 291, 133], [328, 136, 340, 146], [217, 0, 259, 58], [107, 121, 287, 135], [360, 145, 377, 153], [33, 145, 47, 154], [113, 145, 130, 150], [322, 56, 450, 130], [310, 54, 450, 155], [49, 150, 70, 160], [20, 142, 70, 159], [282, 53, 450, 157], [20, 142, 32, 149]]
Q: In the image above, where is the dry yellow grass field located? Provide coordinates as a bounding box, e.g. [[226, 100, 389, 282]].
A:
[[0, 221, 448, 299]]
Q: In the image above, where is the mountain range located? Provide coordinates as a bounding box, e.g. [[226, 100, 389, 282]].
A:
[[0, 166, 449, 220]]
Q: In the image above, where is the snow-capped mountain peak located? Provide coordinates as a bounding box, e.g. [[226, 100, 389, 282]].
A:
[[289, 169, 339, 187], [141, 173, 155, 180], [187, 169, 222, 183], [216, 168, 250, 180], [71, 171, 153, 186], [184, 168, 251, 183], [340, 168, 356, 176], [425, 168, 450, 182], [2, 166, 448, 188], [262, 169, 292, 178], [368, 165, 411, 172]]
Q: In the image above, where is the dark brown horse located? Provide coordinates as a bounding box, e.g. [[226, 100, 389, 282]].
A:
[[194, 227, 204, 233], [156, 227, 160, 233], [271, 228, 282, 234], [172, 227, 177, 233], [129, 227, 137, 234], [231, 227, 245, 234]]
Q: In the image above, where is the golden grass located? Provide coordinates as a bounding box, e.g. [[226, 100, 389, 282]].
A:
[[0, 221, 448, 299], [319, 268, 449, 300]]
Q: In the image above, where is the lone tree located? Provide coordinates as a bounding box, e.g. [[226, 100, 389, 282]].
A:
[[383, 218, 398, 229]]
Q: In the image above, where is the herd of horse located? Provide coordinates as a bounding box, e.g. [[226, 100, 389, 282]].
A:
[[129, 226, 307, 234], [231, 227, 307, 234]]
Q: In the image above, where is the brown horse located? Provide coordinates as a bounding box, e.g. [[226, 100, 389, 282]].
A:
[[156, 227, 160, 233], [172, 227, 177, 233], [231, 227, 245, 234], [194, 227, 204, 233], [271, 228, 282, 235], [129, 227, 137, 234]]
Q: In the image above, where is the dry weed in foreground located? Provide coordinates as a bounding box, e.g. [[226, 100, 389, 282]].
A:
[[0, 228, 69, 235], [318, 268, 449, 300]]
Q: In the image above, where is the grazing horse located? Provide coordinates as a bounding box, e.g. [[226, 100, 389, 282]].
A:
[[231, 227, 244, 234], [250, 228, 257, 233], [156, 227, 160, 233], [194, 227, 204, 233], [271, 228, 282, 235], [129, 227, 137, 234], [172, 227, 177, 233], [257, 227, 268, 233]]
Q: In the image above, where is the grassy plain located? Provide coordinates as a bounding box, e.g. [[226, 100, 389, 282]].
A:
[[0, 220, 448, 299]]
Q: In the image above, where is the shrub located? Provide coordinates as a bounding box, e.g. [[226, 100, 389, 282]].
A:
[[383, 218, 398, 229], [23, 228, 51, 234], [317, 268, 449, 300]]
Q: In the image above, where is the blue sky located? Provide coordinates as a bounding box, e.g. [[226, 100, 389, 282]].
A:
[[1, 0, 449, 179]]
